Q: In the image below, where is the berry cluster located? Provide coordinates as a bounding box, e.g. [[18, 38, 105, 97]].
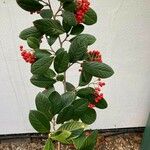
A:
[[88, 50, 102, 63], [88, 81, 105, 109], [75, 0, 90, 23], [19, 46, 36, 64]]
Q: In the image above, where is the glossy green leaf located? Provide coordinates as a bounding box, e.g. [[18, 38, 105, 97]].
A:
[[35, 92, 53, 121], [66, 82, 75, 91], [55, 48, 65, 55], [79, 70, 92, 86], [27, 37, 40, 49], [34, 49, 51, 59], [16, 0, 43, 12], [72, 99, 88, 114], [56, 105, 74, 124], [63, 1, 76, 12], [49, 91, 63, 115], [95, 98, 108, 109], [31, 56, 53, 75], [84, 8, 97, 25], [44, 139, 54, 150], [70, 24, 84, 35], [33, 19, 65, 36], [80, 130, 98, 150], [40, 9, 53, 19], [51, 130, 71, 143], [80, 108, 96, 125], [29, 110, 50, 133], [30, 75, 56, 88], [68, 34, 96, 62], [77, 87, 94, 98], [73, 133, 87, 149], [62, 20, 72, 33], [44, 69, 56, 79], [62, 11, 77, 26], [46, 36, 57, 46], [54, 51, 69, 73], [42, 87, 55, 98], [56, 74, 64, 81], [19, 26, 42, 40], [83, 62, 114, 78], [61, 91, 76, 107], [58, 121, 86, 131]]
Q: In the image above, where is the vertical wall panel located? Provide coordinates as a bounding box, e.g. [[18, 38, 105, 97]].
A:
[[0, 0, 150, 134]]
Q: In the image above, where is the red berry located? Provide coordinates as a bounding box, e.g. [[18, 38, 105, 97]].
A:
[[88, 103, 95, 109], [75, 0, 90, 23]]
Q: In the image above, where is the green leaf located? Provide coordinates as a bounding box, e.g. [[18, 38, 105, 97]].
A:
[[70, 24, 84, 35], [30, 75, 56, 88], [49, 91, 63, 115], [27, 37, 40, 49], [62, 20, 72, 33], [51, 130, 71, 143], [68, 34, 96, 62], [61, 91, 76, 107], [80, 108, 96, 125], [62, 11, 77, 26], [56, 105, 74, 124], [80, 130, 98, 150], [35, 92, 53, 121], [44, 69, 56, 79], [63, 1, 76, 12], [54, 51, 69, 73], [56, 74, 64, 81], [72, 99, 88, 114], [31, 56, 53, 75], [55, 48, 65, 55], [40, 9, 53, 19], [42, 87, 55, 98], [34, 49, 51, 59], [44, 139, 54, 150], [33, 19, 65, 36], [16, 0, 43, 12], [79, 70, 92, 86], [58, 121, 86, 131], [46, 36, 57, 46], [66, 82, 75, 91], [84, 8, 97, 25], [77, 34, 96, 46], [83, 62, 114, 78], [95, 98, 108, 109], [68, 129, 84, 140], [77, 87, 94, 99], [73, 133, 87, 149], [19, 26, 42, 40], [29, 110, 50, 133]]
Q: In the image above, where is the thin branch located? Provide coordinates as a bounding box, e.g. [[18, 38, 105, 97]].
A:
[[49, 45, 55, 54], [47, 0, 53, 13], [39, 0, 49, 5], [58, 36, 63, 48], [62, 33, 70, 44], [54, 4, 63, 19]]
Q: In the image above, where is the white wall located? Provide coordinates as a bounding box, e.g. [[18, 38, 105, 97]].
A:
[[0, 0, 150, 134]]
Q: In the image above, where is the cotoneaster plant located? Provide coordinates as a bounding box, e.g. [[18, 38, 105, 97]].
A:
[[16, 0, 114, 149]]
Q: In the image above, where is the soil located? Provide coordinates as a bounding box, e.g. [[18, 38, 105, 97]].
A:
[[0, 133, 143, 150]]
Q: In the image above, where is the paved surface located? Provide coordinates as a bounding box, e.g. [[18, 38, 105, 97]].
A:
[[0, 133, 143, 150]]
